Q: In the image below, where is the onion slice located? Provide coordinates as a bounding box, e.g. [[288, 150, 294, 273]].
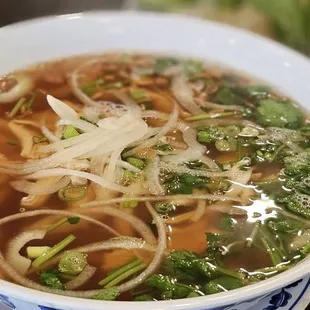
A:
[[6, 230, 46, 275], [0, 74, 33, 103], [123, 104, 178, 157], [145, 156, 165, 195], [118, 202, 166, 293], [65, 265, 96, 290], [10, 176, 71, 195], [171, 73, 204, 114], [191, 199, 206, 222]]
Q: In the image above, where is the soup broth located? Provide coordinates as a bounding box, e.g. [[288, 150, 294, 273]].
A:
[[0, 53, 309, 301]]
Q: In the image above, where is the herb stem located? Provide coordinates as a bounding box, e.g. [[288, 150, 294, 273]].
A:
[[32, 234, 76, 268], [105, 263, 146, 288], [246, 221, 261, 248], [254, 178, 281, 187], [99, 259, 143, 286], [47, 217, 68, 232], [185, 111, 237, 121], [27, 91, 38, 110], [8, 97, 27, 118]]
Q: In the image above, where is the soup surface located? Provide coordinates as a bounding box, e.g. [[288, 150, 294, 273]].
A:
[[0, 53, 309, 301]]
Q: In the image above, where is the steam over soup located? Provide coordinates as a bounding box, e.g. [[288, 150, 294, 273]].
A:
[[0, 53, 309, 301]]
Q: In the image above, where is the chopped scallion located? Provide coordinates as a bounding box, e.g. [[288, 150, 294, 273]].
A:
[[7, 141, 17, 146], [32, 234, 76, 268], [27, 91, 38, 110], [81, 78, 105, 96], [126, 157, 145, 169], [121, 200, 138, 208], [8, 97, 27, 118], [58, 185, 87, 201], [62, 125, 80, 139], [130, 88, 147, 100], [47, 216, 81, 232], [186, 112, 237, 122], [27, 246, 51, 259], [99, 259, 144, 287]]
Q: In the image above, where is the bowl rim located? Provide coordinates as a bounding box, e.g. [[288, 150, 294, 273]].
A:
[[0, 10, 310, 310]]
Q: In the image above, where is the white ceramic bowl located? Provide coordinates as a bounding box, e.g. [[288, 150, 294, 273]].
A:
[[0, 11, 310, 310]]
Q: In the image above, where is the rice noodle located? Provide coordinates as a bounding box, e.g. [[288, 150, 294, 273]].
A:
[[104, 148, 124, 182], [117, 202, 166, 292], [10, 176, 71, 195], [171, 73, 204, 114], [191, 199, 206, 222], [41, 126, 60, 143], [65, 265, 96, 290], [6, 230, 46, 275], [123, 105, 179, 157], [144, 156, 165, 195], [24, 168, 140, 194], [81, 193, 242, 208]]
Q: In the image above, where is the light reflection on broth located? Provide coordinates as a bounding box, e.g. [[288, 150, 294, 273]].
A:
[[0, 53, 309, 301]]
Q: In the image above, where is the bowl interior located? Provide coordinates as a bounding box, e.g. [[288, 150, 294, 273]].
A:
[[0, 11, 310, 310]]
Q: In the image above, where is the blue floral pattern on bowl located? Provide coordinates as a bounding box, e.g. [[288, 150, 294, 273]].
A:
[[0, 295, 15, 309], [0, 277, 309, 310]]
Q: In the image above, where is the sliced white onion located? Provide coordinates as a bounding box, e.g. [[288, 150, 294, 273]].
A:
[[74, 237, 157, 254], [171, 73, 204, 114], [81, 107, 100, 123], [65, 265, 96, 290], [100, 157, 141, 173], [10, 176, 71, 195], [207, 202, 248, 216], [86, 206, 156, 245], [47, 95, 97, 133], [191, 199, 206, 222], [118, 202, 166, 293], [0, 73, 34, 103], [123, 104, 179, 157], [145, 156, 165, 195], [6, 230, 46, 275], [81, 193, 242, 208], [0, 209, 119, 239], [141, 110, 169, 120], [24, 168, 139, 194]]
